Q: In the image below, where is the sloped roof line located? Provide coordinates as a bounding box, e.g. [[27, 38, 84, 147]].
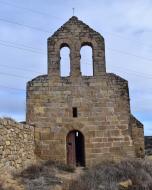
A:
[[48, 16, 103, 40]]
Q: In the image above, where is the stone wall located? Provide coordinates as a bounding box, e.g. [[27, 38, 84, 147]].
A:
[[26, 16, 143, 167], [131, 115, 145, 158], [0, 118, 35, 173], [27, 73, 136, 166], [48, 16, 106, 78]]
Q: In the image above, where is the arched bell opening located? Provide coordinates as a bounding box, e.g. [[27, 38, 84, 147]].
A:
[[60, 43, 71, 77], [80, 43, 94, 76]]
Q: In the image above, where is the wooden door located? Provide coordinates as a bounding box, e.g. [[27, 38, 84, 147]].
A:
[[67, 132, 76, 166]]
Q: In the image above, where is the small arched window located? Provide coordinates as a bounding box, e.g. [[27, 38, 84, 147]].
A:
[[80, 45, 93, 76], [60, 45, 70, 77]]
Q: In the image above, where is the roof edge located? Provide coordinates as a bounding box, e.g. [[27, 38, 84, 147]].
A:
[[48, 16, 103, 40]]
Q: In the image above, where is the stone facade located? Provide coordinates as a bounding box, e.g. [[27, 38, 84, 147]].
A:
[[0, 118, 35, 173], [130, 115, 145, 158], [26, 17, 144, 167]]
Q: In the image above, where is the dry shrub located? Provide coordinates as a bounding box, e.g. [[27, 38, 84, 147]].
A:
[[18, 164, 43, 179], [2, 117, 16, 122], [14, 160, 74, 190], [69, 159, 152, 190], [44, 160, 75, 173]]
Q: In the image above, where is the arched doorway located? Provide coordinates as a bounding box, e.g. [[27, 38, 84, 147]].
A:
[[66, 130, 85, 166]]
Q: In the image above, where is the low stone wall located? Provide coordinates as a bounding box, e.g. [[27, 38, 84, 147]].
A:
[[0, 118, 35, 173], [131, 115, 145, 158]]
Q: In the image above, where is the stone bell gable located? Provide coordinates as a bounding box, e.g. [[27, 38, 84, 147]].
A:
[[26, 17, 144, 167], [47, 16, 106, 77]]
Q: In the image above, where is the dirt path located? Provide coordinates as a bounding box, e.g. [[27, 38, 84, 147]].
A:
[[55, 167, 84, 190]]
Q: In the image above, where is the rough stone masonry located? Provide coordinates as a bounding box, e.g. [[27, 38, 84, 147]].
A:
[[26, 16, 144, 167], [0, 118, 35, 172], [0, 16, 145, 171]]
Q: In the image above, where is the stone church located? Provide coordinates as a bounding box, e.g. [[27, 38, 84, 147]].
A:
[[26, 16, 144, 167]]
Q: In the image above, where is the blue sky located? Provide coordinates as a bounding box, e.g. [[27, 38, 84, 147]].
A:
[[0, 0, 152, 135]]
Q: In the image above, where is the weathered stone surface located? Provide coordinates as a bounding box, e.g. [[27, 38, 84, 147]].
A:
[[25, 16, 144, 167], [130, 115, 145, 157], [0, 118, 35, 173]]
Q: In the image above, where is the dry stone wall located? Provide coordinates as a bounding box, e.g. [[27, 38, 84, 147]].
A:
[[0, 118, 35, 173]]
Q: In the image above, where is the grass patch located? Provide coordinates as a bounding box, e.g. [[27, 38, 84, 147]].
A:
[[15, 163, 61, 189], [12, 160, 75, 190]]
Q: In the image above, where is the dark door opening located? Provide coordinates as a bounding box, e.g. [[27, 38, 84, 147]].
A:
[[67, 130, 85, 167]]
